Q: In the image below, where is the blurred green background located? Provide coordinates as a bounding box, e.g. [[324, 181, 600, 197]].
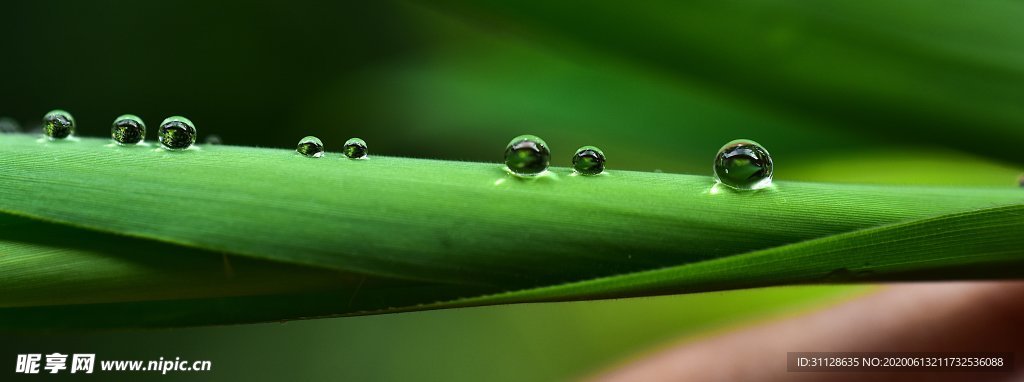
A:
[[1, 0, 1022, 380]]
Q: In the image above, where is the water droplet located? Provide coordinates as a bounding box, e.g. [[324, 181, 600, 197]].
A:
[[713, 139, 773, 190], [572, 146, 606, 175], [343, 138, 368, 159], [296, 136, 324, 158], [111, 114, 146, 145], [43, 110, 75, 139], [158, 116, 196, 150], [504, 135, 550, 176], [1018, 174, 1024, 188], [0, 117, 21, 133], [204, 135, 223, 145]]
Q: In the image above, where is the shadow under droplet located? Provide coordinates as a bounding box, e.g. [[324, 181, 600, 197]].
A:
[[153, 145, 202, 153], [107, 142, 153, 149], [706, 181, 778, 196], [492, 165, 561, 186], [569, 171, 610, 178], [37, 136, 80, 144]]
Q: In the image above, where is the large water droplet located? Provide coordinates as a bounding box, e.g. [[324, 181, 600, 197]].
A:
[[504, 135, 550, 176], [43, 110, 75, 139], [111, 114, 146, 145], [713, 139, 773, 190], [296, 136, 324, 158], [343, 138, 368, 159], [0, 117, 21, 133], [572, 146, 606, 175], [158, 116, 196, 150]]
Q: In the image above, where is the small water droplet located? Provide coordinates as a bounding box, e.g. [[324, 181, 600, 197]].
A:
[[43, 110, 75, 139], [0, 117, 21, 133], [204, 135, 223, 145], [296, 136, 324, 158], [1018, 174, 1024, 188], [343, 137, 368, 159], [111, 114, 146, 145], [713, 139, 773, 190], [572, 146, 606, 175], [504, 135, 550, 176], [158, 116, 196, 150]]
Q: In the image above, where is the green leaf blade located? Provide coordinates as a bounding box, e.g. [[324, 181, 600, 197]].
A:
[[433, 204, 1024, 310], [1, 134, 1021, 287], [0, 135, 1021, 328]]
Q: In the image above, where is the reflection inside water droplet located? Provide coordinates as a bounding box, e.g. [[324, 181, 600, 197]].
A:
[[111, 114, 146, 145], [297, 136, 324, 158], [343, 138, 368, 159], [713, 139, 773, 190], [43, 110, 75, 140], [572, 145, 606, 175], [158, 116, 197, 150], [504, 135, 550, 176]]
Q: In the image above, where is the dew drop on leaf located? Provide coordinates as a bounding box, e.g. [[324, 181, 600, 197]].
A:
[[504, 134, 550, 176], [158, 116, 197, 150], [296, 136, 324, 158], [572, 145, 606, 175], [0, 117, 21, 133], [713, 139, 773, 190], [111, 114, 146, 145], [204, 135, 223, 145], [43, 109, 75, 139], [343, 137, 368, 159]]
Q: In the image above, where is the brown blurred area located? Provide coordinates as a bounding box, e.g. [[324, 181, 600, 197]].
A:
[[594, 281, 1024, 382]]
